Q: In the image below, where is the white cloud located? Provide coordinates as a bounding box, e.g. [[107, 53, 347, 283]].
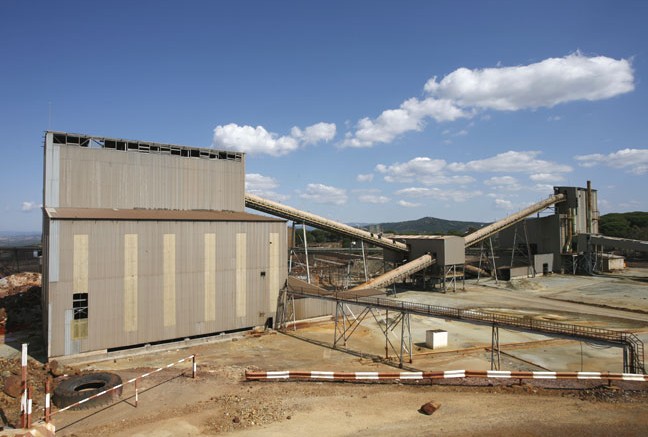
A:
[[21, 201, 41, 212], [356, 173, 374, 182], [358, 194, 390, 204], [213, 122, 336, 156], [574, 148, 648, 175], [398, 200, 421, 208], [246, 173, 278, 191], [529, 173, 565, 183], [424, 52, 634, 111], [448, 150, 572, 174], [290, 122, 337, 145], [484, 176, 519, 190], [341, 53, 633, 148], [299, 183, 347, 205], [245, 173, 289, 201], [547, 115, 562, 122], [396, 187, 482, 202], [494, 198, 513, 210], [375, 157, 474, 185], [341, 98, 468, 148]]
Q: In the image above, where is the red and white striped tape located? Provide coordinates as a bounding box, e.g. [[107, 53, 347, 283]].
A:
[[245, 369, 648, 382], [49, 354, 196, 417]]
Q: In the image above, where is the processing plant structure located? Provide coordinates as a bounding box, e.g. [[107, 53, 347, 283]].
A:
[[41, 132, 648, 370]]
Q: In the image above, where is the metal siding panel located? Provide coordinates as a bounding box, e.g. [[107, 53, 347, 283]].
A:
[[49, 221, 60, 282], [163, 233, 176, 327], [268, 232, 280, 313], [73, 234, 88, 293], [204, 233, 216, 321], [236, 233, 247, 318], [124, 233, 138, 332], [55, 146, 244, 211]]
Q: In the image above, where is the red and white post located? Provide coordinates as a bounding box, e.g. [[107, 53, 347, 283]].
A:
[[20, 343, 28, 428], [44, 379, 51, 423]]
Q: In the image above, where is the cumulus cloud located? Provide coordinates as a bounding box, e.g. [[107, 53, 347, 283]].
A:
[[530, 173, 565, 183], [213, 122, 335, 156], [396, 187, 482, 202], [375, 157, 474, 185], [290, 122, 337, 145], [424, 52, 634, 111], [358, 194, 390, 204], [574, 148, 648, 175], [342, 53, 633, 148], [245, 173, 289, 201], [341, 98, 468, 148], [484, 176, 519, 189], [448, 151, 572, 174], [356, 173, 374, 182], [494, 198, 514, 210], [398, 200, 421, 208], [299, 183, 347, 205], [21, 201, 41, 212]]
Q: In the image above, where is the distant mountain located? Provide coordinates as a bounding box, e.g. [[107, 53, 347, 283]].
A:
[[363, 217, 487, 235]]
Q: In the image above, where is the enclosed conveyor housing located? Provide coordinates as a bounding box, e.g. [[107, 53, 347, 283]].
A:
[[578, 234, 648, 253], [464, 193, 566, 247], [245, 193, 409, 253], [350, 254, 435, 291]]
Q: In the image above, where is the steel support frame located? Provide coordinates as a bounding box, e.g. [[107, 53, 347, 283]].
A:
[[491, 324, 501, 371], [333, 303, 412, 368]]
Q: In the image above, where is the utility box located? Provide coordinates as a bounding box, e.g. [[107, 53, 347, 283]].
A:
[[425, 329, 448, 349]]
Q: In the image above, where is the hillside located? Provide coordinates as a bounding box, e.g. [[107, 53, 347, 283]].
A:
[[599, 211, 648, 241], [368, 216, 487, 235]]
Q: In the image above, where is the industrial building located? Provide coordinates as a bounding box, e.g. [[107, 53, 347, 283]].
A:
[[42, 132, 287, 358]]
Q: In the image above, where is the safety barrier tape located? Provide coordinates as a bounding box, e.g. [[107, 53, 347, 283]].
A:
[[48, 354, 196, 418], [245, 369, 648, 382]]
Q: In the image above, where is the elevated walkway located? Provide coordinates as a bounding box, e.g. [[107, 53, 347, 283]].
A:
[[283, 283, 645, 374]]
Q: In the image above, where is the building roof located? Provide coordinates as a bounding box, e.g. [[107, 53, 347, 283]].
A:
[[45, 207, 284, 222]]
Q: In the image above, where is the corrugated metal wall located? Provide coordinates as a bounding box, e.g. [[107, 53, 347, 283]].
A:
[[45, 140, 244, 211], [47, 220, 287, 357]]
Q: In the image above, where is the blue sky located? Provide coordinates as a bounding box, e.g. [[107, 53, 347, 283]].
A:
[[1, 0, 647, 232]]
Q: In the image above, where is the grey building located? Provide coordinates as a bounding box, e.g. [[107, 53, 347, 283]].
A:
[[42, 132, 287, 358]]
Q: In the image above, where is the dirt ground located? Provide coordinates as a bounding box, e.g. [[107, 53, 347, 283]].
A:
[[1, 269, 648, 436]]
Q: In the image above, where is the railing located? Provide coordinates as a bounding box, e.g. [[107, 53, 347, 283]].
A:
[[287, 287, 645, 373]]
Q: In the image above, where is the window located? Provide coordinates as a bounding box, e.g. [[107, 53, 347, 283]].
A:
[[73, 293, 88, 320]]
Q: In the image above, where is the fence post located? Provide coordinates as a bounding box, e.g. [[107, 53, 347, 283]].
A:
[[45, 379, 51, 423], [20, 343, 28, 429], [26, 385, 32, 428]]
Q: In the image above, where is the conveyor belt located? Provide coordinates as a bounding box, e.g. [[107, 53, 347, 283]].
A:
[[245, 193, 409, 252], [464, 193, 566, 247]]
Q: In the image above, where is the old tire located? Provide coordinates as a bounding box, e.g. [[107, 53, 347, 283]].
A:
[[53, 372, 123, 410]]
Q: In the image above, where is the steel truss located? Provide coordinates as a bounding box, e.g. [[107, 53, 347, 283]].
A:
[[333, 303, 412, 368]]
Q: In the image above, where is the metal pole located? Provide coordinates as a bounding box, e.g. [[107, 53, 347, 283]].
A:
[[489, 238, 498, 284], [385, 309, 389, 359], [44, 379, 51, 423], [302, 223, 311, 284], [361, 241, 368, 282], [399, 312, 405, 368], [192, 354, 197, 379], [135, 378, 139, 407]]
